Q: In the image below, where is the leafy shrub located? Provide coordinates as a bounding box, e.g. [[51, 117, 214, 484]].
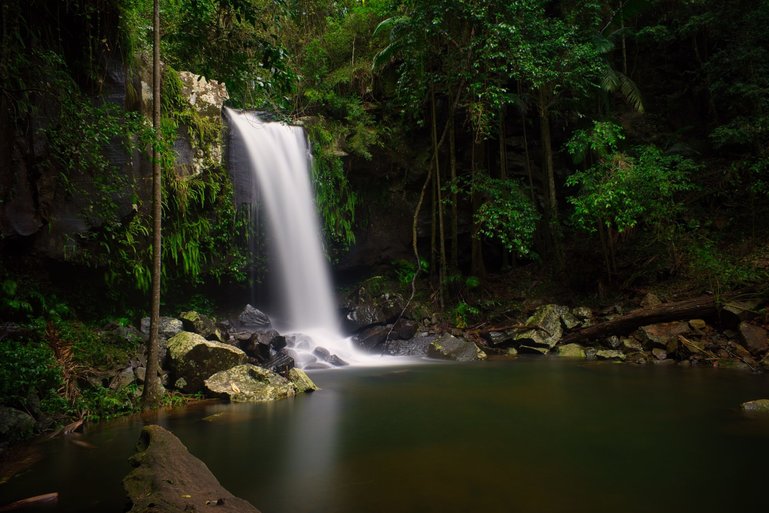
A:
[[0, 341, 63, 414]]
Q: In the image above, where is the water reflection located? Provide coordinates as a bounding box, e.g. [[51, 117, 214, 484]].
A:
[[2, 360, 769, 513]]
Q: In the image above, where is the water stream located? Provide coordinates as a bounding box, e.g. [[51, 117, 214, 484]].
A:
[[225, 109, 381, 368], [3, 359, 769, 513]]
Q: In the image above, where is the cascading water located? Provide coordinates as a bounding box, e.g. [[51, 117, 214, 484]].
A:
[[225, 108, 381, 368]]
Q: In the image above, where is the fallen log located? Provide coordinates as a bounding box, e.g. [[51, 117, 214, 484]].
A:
[[559, 295, 722, 345]]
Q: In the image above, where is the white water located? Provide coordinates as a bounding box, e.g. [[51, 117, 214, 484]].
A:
[[225, 109, 386, 368]]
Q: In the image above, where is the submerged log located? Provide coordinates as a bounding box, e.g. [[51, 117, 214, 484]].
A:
[[559, 295, 721, 345]]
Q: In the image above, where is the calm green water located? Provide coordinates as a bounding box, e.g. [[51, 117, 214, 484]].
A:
[[3, 358, 769, 513]]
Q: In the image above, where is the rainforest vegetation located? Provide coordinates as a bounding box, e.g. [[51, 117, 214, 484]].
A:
[[1, 0, 768, 428]]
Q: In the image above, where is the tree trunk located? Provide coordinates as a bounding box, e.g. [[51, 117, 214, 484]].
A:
[[538, 87, 563, 269], [142, 0, 162, 409], [449, 114, 458, 272], [470, 139, 486, 279], [431, 88, 447, 309], [559, 295, 722, 345]]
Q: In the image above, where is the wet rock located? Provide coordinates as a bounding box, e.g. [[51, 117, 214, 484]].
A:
[[606, 336, 621, 349], [621, 337, 644, 352], [723, 299, 762, 323], [140, 316, 184, 339], [124, 425, 261, 513], [428, 334, 486, 361], [651, 348, 668, 360], [239, 330, 286, 363], [740, 399, 769, 413], [689, 319, 708, 331], [204, 364, 295, 402], [393, 318, 418, 340], [381, 335, 433, 357], [652, 359, 676, 366], [738, 322, 768, 355], [486, 331, 514, 347], [584, 347, 598, 360], [518, 345, 550, 356], [312, 347, 348, 367], [343, 286, 405, 330], [167, 332, 246, 393], [560, 311, 581, 330], [572, 306, 593, 322], [288, 368, 319, 393], [0, 407, 36, 445], [556, 344, 586, 358], [238, 305, 272, 330], [639, 322, 689, 348], [179, 311, 220, 341], [353, 325, 392, 352], [717, 358, 752, 371], [263, 351, 295, 377], [596, 349, 625, 361], [625, 352, 649, 365], [514, 304, 568, 349]]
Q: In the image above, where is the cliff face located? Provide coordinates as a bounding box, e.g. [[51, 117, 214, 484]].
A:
[[0, 62, 228, 262]]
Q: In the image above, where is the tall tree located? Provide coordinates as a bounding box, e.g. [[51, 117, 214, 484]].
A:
[[141, 0, 162, 409]]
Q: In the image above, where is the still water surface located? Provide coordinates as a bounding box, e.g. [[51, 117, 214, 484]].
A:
[[3, 358, 769, 513]]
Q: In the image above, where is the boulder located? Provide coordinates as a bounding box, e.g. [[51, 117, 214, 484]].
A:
[[381, 335, 433, 357], [140, 317, 184, 339], [204, 365, 296, 402], [738, 322, 768, 355], [651, 348, 668, 360], [572, 306, 593, 322], [353, 325, 392, 352], [179, 311, 221, 341], [0, 407, 36, 445], [167, 332, 247, 393], [427, 334, 486, 361], [596, 349, 626, 361], [556, 344, 586, 358], [518, 345, 550, 355], [238, 305, 272, 330], [514, 304, 569, 349], [640, 292, 662, 308], [393, 318, 418, 340], [262, 351, 295, 376], [344, 286, 405, 330], [288, 368, 319, 394], [485, 331, 514, 347], [312, 347, 348, 367], [239, 329, 286, 363], [124, 425, 260, 513], [621, 337, 644, 352], [741, 399, 769, 413], [639, 322, 690, 348]]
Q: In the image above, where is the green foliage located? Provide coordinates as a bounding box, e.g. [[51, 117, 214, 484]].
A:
[[566, 122, 697, 236], [306, 122, 359, 251], [392, 258, 429, 285], [77, 384, 140, 422], [686, 240, 768, 292], [0, 340, 63, 413], [457, 174, 540, 257], [452, 300, 479, 329]]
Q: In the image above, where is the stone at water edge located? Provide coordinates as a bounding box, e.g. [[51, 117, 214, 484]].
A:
[[167, 332, 246, 393], [0, 406, 36, 445], [393, 318, 419, 340], [124, 425, 261, 513], [353, 324, 392, 352], [140, 316, 183, 339], [513, 304, 569, 349], [738, 322, 768, 355], [288, 368, 319, 393], [740, 399, 769, 413], [556, 344, 586, 358], [640, 322, 690, 349], [596, 349, 626, 361], [427, 334, 487, 361], [204, 364, 296, 402]]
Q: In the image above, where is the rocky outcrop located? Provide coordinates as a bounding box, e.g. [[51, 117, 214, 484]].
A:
[[167, 332, 246, 393], [427, 334, 486, 362], [513, 304, 570, 350], [238, 305, 272, 330], [204, 364, 296, 402], [0, 407, 36, 446], [343, 285, 405, 331], [124, 425, 261, 513], [288, 368, 319, 394], [556, 343, 586, 358], [740, 399, 769, 413], [179, 311, 221, 341]]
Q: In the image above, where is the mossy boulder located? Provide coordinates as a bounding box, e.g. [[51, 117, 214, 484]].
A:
[[167, 332, 246, 393], [427, 334, 486, 362], [514, 304, 569, 349], [179, 311, 221, 341], [288, 368, 319, 394], [556, 343, 586, 358], [740, 399, 769, 413], [204, 364, 296, 402], [124, 425, 260, 513]]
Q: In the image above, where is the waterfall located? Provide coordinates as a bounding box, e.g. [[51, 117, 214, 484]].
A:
[[225, 108, 377, 368]]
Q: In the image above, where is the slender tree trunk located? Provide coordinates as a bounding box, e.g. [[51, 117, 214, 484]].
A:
[[470, 139, 486, 279], [142, 0, 162, 409], [538, 87, 564, 269], [449, 114, 458, 272], [620, 1, 628, 76], [431, 88, 447, 309], [498, 107, 511, 268]]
